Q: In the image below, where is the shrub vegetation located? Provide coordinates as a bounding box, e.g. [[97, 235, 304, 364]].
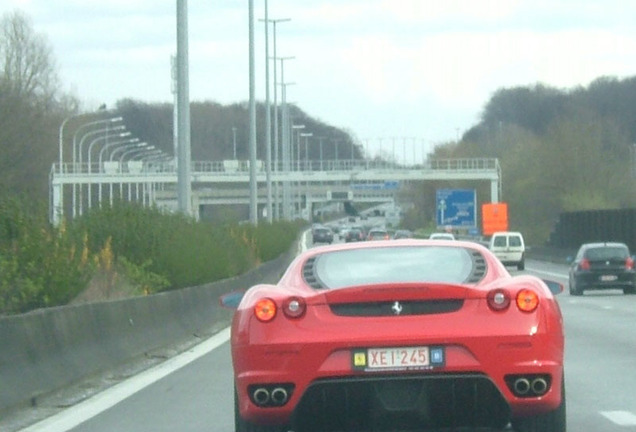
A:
[[0, 198, 302, 316]]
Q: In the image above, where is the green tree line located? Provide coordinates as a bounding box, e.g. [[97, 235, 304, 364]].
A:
[[400, 79, 636, 243]]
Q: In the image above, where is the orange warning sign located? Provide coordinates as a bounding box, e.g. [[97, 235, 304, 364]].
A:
[[482, 203, 508, 236]]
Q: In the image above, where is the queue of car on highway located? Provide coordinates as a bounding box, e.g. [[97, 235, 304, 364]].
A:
[[311, 215, 412, 244]]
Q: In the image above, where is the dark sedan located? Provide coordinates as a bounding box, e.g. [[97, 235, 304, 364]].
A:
[[344, 228, 365, 242], [312, 227, 334, 244], [568, 242, 636, 295]]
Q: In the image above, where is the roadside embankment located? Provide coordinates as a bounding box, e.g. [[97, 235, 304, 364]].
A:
[[0, 247, 295, 417]]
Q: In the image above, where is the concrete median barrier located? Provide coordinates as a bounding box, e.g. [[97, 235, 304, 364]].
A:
[[0, 248, 295, 416]]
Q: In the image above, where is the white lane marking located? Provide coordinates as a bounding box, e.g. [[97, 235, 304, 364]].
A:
[[525, 266, 567, 279], [601, 411, 636, 426], [300, 229, 309, 252], [20, 327, 231, 432]]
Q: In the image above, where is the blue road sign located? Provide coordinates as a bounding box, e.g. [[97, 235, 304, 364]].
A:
[[350, 181, 400, 190], [436, 189, 476, 228]]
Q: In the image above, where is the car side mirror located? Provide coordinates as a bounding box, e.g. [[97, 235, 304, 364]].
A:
[[219, 290, 245, 309], [543, 280, 563, 295], [566, 256, 574, 264]]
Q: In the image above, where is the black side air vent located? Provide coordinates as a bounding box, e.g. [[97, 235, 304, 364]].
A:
[[466, 250, 487, 284], [302, 257, 325, 289]]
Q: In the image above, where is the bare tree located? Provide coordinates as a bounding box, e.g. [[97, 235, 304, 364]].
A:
[[0, 10, 58, 105], [0, 10, 66, 197]]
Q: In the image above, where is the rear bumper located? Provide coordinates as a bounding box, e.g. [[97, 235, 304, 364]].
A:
[[574, 272, 636, 290], [234, 337, 563, 427], [292, 374, 511, 431], [493, 251, 524, 265]]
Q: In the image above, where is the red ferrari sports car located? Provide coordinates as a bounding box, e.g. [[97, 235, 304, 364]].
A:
[[222, 239, 565, 432]]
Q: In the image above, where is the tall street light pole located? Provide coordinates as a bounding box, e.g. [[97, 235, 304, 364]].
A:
[[60, 115, 122, 221], [279, 55, 295, 220], [93, 137, 140, 207], [274, 56, 294, 219], [86, 132, 132, 210], [292, 124, 305, 172], [300, 132, 313, 220], [292, 124, 305, 218], [318, 136, 325, 170], [176, 0, 192, 217], [260, 0, 274, 223], [260, 0, 272, 222], [268, 19, 291, 219], [232, 127, 237, 159], [72, 117, 123, 168], [300, 132, 313, 168], [248, 0, 258, 224], [75, 125, 126, 217]]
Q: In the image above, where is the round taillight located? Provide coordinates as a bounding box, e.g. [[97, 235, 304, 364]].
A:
[[487, 289, 511, 311], [516, 289, 539, 313], [283, 296, 306, 319], [254, 298, 277, 322]]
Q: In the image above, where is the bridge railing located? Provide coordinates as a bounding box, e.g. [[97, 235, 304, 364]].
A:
[[52, 158, 500, 176]]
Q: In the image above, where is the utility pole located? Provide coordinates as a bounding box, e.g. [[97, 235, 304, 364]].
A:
[[263, 0, 273, 223], [232, 127, 237, 159], [176, 0, 192, 217], [267, 18, 291, 220], [248, 0, 258, 224]]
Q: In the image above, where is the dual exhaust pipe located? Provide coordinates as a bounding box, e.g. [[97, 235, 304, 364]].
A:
[[509, 375, 550, 397], [250, 384, 292, 407]]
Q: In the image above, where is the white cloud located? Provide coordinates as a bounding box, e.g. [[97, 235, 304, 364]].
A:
[[4, 1, 636, 143]]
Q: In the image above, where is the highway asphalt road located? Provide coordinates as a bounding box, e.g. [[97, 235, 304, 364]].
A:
[[8, 257, 636, 432]]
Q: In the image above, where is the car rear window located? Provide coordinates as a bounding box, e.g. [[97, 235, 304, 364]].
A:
[[493, 237, 507, 247], [509, 236, 523, 247], [307, 246, 484, 289], [585, 246, 629, 260]]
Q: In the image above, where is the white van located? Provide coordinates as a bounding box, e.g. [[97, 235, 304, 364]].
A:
[[489, 231, 525, 270]]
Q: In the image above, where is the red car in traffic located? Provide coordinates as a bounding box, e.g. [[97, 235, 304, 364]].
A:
[[222, 239, 565, 432]]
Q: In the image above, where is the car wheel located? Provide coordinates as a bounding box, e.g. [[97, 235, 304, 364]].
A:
[[517, 260, 525, 271], [235, 387, 288, 432], [623, 285, 636, 295], [569, 280, 582, 296], [511, 377, 566, 432]]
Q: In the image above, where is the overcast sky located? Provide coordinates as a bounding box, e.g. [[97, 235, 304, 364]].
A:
[[3, 0, 636, 160]]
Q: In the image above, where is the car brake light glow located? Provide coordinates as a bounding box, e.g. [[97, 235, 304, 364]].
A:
[[626, 256, 634, 270], [516, 289, 539, 313], [283, 297, 306, 318], [579, 258, 590, 270], [254, 298, 277, 322], [487, 289, 511, 311]]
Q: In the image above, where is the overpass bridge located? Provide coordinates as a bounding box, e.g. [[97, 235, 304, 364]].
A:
[[49, 158, 501, 223]]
